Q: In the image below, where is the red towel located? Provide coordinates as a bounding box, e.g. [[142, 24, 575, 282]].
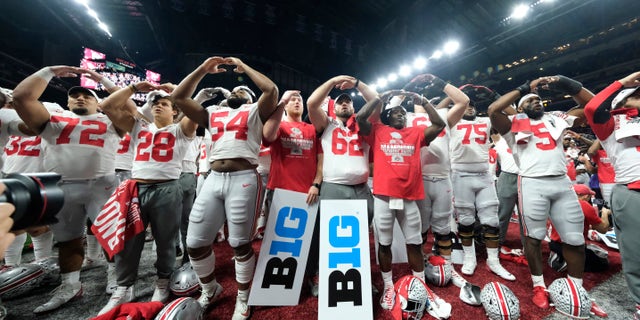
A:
[[89, 301, 164, 320], [91, 179, 144, 259]]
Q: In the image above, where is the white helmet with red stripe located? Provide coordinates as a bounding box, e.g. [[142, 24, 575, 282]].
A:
[[0, 264, 45, 299], [480, 282, 520, 320], [169, 262, 201, 297], [391, 275, 429, 320], [424, 255, 452, 287], [154, 297, 203, 320], [548, 278, 590, 319]]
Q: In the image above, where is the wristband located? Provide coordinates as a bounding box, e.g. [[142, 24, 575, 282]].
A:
[[549, 75, 583, 95], [312, 183, 322, 190], [354, 79, 360, 89], [129, 84, 138, 93], [100, 77, 117, 90], [34, 67, 55, 82], [516, 80, 531, 96]]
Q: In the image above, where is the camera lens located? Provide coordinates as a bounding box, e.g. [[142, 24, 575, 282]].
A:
[[0, 173, 64, 231]]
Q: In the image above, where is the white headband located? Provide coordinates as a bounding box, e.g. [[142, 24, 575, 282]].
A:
[[517, 93, 540, 109]]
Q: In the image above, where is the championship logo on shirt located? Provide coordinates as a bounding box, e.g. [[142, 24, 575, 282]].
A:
[[282, 127, 313, 156], [381, 132, 415, 163]]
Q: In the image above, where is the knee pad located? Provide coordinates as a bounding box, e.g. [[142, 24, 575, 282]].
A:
[[477, 201, 499, 225], [482, 225, 500, 242], [455, 204, 476, 226], [435, 232, 453, 250], [562, 232, 586, 247], [235, 251, 256, 284], [457, 223, 475, 240]]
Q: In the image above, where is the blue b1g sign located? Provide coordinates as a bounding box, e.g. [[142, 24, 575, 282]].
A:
[[319, 200, 372, 320], [248, 189, 318, 306]]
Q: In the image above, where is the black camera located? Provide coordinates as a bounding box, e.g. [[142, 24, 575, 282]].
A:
[[0, 173, 64, 231]]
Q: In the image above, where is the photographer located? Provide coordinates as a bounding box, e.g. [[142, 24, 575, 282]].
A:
[[0, 183, 15, 260]]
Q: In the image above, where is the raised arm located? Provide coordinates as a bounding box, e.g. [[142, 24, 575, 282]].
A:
[[307, 75, 356, 132], [585, 71, 640, 140], [442, 83, 470, 127], [539, 75, 593, 127], [12, 66, 81, 133], [587, 139, 602, 157], [263, 90, 298, 143], [223, 57, 278, 123], [100, 81, 160, 132], [416, 93, 446, 144], [488, 80, 540, 135], [355, 96, 383, 136], [488, 91, 522, 135], [173, 57, 227, 128]]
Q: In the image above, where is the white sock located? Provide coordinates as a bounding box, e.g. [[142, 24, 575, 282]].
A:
[[568, 275, 583, 287], [463, 244, 474, 256], [32, 231, 54, 261], [237, 289, 249, 302], [532, 274, 545, 288], [61, 271, 80, 284], [486, 247, 499, 262], [86, 235, 101, 260], [4, 233, 27, 266], [201, 279, 219, 293], [381, 271, 393, 287]]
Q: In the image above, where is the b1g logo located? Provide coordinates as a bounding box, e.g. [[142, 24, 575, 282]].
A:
[[319, 200, 372, 319], [327, 215, 362, 306], [249, 189, 318, 306], [261, 206, 308, 289]]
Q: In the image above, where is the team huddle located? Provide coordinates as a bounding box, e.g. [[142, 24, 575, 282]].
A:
[[0, 58, 639, 320]]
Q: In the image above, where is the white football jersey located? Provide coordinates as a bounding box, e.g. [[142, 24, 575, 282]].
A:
[[181, 136, 201, 173], [3, 136, 44, 173], [198, 130, 212, 174], [406, 109, 450, 178], [114, 134, 134, 171], [503, 113, 573, 177], [449, 117, 492, 172], [600, 130, 640, 184], [131, 119, 194, 180], [256, 145, 271, 175], [40, 110, 120, 180], [0, 108, 22, 170], [494, 137, 519, 174], [207, 103, 262, 165], [321, 117, 370, 185]]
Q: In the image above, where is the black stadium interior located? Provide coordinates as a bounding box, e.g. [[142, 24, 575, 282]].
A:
[[2, 0, 640, 112]]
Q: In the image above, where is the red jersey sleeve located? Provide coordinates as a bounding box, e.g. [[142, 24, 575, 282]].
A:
[[584, 81, 621, 140]]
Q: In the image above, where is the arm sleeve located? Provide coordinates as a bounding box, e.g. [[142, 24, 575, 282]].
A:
[[584, 82, 621, 140]]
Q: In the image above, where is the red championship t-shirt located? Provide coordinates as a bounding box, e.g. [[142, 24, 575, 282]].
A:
[[367, 122, 426, 200], [266, 121, 320, 193], [550, 200, 602, 242], [591, 149, 616, 184]]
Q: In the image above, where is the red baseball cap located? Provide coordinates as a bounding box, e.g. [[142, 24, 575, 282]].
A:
[[573, 184, 595, 196]]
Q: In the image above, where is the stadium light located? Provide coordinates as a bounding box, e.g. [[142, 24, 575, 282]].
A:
[[443, 40, 460, 54], [387, 73, 398, 82], [510, 4, 530, 20], [399, 65, 412, 77], [431, 50, 443, 59], [376, 77, 388, 89], [413, 57, 427, 70]]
